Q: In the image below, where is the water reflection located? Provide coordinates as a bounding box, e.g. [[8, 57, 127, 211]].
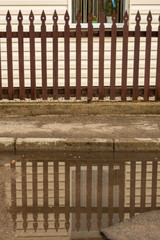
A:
[[1, 152, 160, 239]]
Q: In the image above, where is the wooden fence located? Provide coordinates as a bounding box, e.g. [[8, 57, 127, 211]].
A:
[[9, 157, 160, 234], [0, 10, 160, 101]]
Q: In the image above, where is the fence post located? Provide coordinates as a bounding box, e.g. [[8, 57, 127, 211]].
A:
[[41, 11, 47, 100], [133, 11, 141, 101], [18, 11, 25, 100], [53, 10, 58, 100], [29, 11, 36, 100], [88, 11, 93, 101], [99, 10, 105, 100], [0, 40, 2, 100], [110, 11, 117, 100], [121, 11, 129, 101], [144, 11, 152, 101], [6, 10, 13, 100], [64, 10, 70, 100], [155, 16, 160, 100], [76, 11, 81, 100]]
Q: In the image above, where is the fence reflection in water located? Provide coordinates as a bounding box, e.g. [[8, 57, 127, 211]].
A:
[[5, 153, 160, 238]]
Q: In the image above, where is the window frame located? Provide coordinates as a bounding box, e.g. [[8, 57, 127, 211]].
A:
[[68, 0, 129, 29]]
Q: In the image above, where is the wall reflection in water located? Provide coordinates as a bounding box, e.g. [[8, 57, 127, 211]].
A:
[[3, 152, 160, 239]]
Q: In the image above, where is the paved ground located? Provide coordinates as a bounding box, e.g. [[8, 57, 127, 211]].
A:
[[0, 114, 160, 139]]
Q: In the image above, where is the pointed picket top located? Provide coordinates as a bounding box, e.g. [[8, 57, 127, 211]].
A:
[[6, 10, 11, 22], [100, 9, 105, 24], [147, 11, 152, 24], [53, 10, 58, 23], [29, 10, 34, 22], [18, 10, 23, 22], [76, 10, 81, 24], [135, 11, 141, 23], [123, 10, 129, 24], [64, 10, 70, 23], [88, 11, 93, 22], [112, 10, 117, 24], [41, 10, 46, 22]]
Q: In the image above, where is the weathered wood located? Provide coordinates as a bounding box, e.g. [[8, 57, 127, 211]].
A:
[[18, 11, 25, 100], [133, 11, 141, 100], [29, 11, 36, 100], [41, 11, 47, 100], [6, 10, 13, 100], [121, 11, 129, 101], [53, 10, 58, 100], [108, 162, 114, 226], [64, 10, 70, 100], [119, 162, 125, 222], [76, 11, 81, 100], [99, 10, 105, 100], [155, 16, 160, 100], [11, 162, 17, 231], [110, 11, 117, 100], [144, 11, 152, 101], [88, 12, 93, 101]]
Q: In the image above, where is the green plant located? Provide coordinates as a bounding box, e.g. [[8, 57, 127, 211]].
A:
[[105, 0, 119, 16], [92, 16, 98, 22]]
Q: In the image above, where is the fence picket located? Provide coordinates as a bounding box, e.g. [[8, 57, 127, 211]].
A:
[[43, 161, 48, 231], [87, 161, 92, 231], [99, 10, 105, 100], [133, 12, 141, 101], [88, 12, 93, 101], [130, 161, 136, 218], [64, 10, 70, 100], [11, 162, 17, 231], [76, 160, 81, 231], [110, 11, 117, 100], [144, 11, 152, 101], [41, 11, 47, 100], [18, 11, 25, 100], [6, 10, 13, 100], [54, 160, 60, 231], [32, 161, 38, 231], [140, 161, 146, 213], [121, 11, 129, 101], [76, 11, 81, 100], [155, 16, 160, 100], [22, 161, 28, 231], [97, 162, 102, 230], [65, 161, 70, 231], [0, 41, 2, 100], [53, 10, 58, 100], [151, 161, 158, 210], [119, 162, 125, 222], [29, 11, 36, 100]]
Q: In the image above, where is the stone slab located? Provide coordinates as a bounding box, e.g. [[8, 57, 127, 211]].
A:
[[15, 138, 113, 151], [114, 138, 160, 152], [0, 138, 15, 151]]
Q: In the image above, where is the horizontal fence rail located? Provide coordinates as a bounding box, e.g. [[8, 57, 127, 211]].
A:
[[0, 10, 160, 101]]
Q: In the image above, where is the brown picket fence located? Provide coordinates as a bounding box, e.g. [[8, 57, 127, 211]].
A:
[[0, 10, 160, 101]]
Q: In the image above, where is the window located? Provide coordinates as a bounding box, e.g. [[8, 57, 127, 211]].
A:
[[72, 0, 127, 24]]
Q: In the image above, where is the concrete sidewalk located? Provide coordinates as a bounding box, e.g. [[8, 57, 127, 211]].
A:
[[0, 114, 160, 151]]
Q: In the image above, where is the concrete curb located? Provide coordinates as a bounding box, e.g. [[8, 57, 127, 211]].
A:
[[1, 137, 160, 152], [1, 102, 160, 116]]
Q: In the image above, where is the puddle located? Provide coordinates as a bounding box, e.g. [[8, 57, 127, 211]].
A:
[[0, 151, 160, 240]]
